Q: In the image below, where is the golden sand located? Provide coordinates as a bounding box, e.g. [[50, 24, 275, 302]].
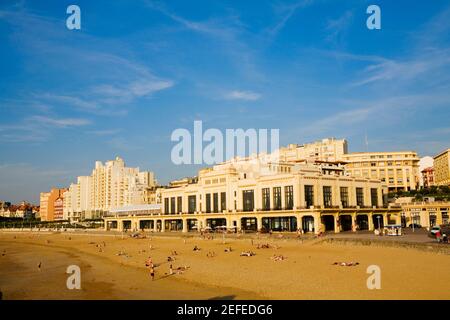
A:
[[0, 231, 449, 300]]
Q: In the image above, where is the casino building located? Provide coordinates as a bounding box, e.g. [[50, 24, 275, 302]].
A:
[[104, 155, 402, 234]]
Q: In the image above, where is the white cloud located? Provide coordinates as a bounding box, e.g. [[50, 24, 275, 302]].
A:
[[224, 90, 261, 101]]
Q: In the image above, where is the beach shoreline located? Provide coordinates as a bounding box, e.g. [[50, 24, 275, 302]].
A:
[[1, 230, 449, 300]]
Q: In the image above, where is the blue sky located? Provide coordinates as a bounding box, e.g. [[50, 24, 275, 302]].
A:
[[1, 0, 450, 203]]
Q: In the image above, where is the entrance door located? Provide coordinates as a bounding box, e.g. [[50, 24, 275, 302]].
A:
[[322, 215, 335, 232]]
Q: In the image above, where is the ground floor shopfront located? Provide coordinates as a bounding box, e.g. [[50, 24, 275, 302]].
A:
[[104, 208, 401, 234]]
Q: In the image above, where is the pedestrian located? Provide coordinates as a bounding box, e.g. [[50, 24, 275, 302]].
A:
[[169, 264, 173, 275], [150, 266, 155, 280]]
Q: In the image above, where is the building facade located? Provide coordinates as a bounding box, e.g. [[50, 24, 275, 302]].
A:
[[105, 158, 401, 234], [278, 138, 348, 163], [342, 151, 420, 192], [434, 149, 450, 186], [421, 167, 435, 188], [401, 201, 450, 228], [39, 188, 67, 221], [63, 157, 157, 222]]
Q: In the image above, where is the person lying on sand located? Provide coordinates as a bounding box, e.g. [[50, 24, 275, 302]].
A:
[[1, 250, 6, 257], [167, 256, 175, 262], [206, 251, 216, 258], [332, 262, 360, 266], [224, 247, 232, 252], [270, 254, 286, 261], [171, 250, 178, 256], [257, 243, 270, 249], [240, 251, 256, 257], [193, 245, 200, 251]]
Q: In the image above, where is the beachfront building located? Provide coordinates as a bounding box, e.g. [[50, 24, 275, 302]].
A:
[[433, 149, 450, 186], [401, 201, 450, 229], [39, 188, 67, 221], [341, 151, 420, 192], [104, 156, 401, 234], [63, 157, 158, 222], [278, 138, 348, 163]]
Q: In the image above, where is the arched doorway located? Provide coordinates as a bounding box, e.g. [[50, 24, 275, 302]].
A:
[[356, 215, 369, 230], [302, 216, 315, 233], [339, 215, 353, 231], [322, 215, 335, 232], [373, 214, 384, 229]]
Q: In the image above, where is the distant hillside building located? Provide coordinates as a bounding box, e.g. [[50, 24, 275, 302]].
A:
[[421, 167, 435, 188]]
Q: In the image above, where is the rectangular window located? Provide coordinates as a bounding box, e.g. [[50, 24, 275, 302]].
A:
[[340, 187, 349, 208], [164, 198, 169, 214], [273, 187, 282, 210], [220, 192, 226, 211], [305, 185, 314, 207], [177, 196, 182, 213], [262, 188, 270, 210], [170, 197, 176, 214], [323, 186, 332, 208], [243, 190, 254, 212], [371, 188, 378, 207], [206, 194, 211, 213], [356, 188, 364, 207], [285, 186, 294, 210], [213, 193, 219, 213], [188, 195, 196, 214]]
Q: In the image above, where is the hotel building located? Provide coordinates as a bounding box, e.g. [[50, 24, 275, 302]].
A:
[[104, 156, 401, 234], [63, 157, 157, 222], [433, 149, 450, 186], [341, 151, 420, 192]]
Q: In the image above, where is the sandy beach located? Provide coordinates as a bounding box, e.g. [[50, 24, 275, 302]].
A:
[[1, 230, 449, 300]]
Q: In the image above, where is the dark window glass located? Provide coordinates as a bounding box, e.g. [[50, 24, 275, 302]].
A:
[[356, 188, 364, 207], [323, 186, 332, 208], [177, 196, 182, 213], [305, 185, 314, 207], [188, 195, 196, 214], [243, 190, 254, 212], [164, 198, 169, 214], [262, 188, 270, 210], [371, 188, 378, 207], [170, 197, 176, 214], [273, 187, 282, 210], [213, 193, 219, 213], [206, 194, 211, 213], [220, 192, 226, 211], [285, 186, 293, 210], [340, 187, 349, 208]]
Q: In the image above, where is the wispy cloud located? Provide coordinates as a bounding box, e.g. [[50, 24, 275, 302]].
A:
[[0, 115, 90, 142], [224, 90, 261, 101], [267, 0, 312, 38]]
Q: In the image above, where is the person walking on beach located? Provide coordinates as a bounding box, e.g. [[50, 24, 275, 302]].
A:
[[169, 264, 173, 275], [150, 266, 155, 281]]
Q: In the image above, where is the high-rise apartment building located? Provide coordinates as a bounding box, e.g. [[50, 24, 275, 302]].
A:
[[63, 156, 157, 221]]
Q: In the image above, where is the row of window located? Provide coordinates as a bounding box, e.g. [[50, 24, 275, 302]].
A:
[[164, 186, 380, 213]]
